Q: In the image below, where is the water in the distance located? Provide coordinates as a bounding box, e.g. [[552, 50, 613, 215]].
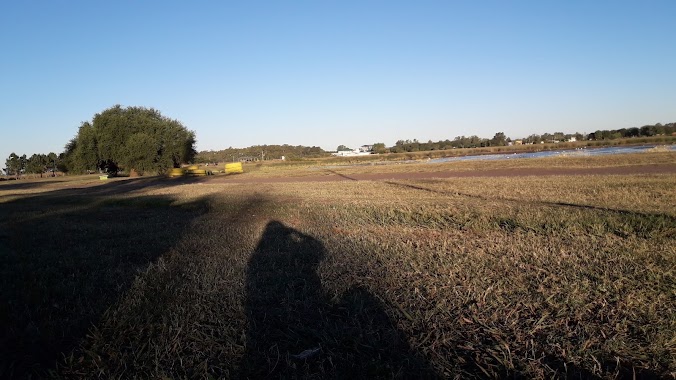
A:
[[427, 145, 675, 164]]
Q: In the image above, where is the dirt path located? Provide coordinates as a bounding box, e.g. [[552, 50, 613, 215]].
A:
[[210, 163, 676, 184]]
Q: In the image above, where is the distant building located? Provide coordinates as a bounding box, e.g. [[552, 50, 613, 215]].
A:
[[332, 144, 373, 157]]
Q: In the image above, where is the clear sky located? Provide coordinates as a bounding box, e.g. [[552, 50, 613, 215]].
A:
[[1, 0, 675, 163]]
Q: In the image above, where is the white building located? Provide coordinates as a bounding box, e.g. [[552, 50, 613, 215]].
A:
[[332, 145, 373, 157]]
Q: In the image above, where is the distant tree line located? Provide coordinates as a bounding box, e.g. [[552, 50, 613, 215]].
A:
[[195, 121, 674, 162], [588, 122, 675, 140], [378, 132, 507, 153], [5, 120, 673, 177], [371, 122, 674, 154], [4, 152, 62, 178], [197, 144, 326, 163]]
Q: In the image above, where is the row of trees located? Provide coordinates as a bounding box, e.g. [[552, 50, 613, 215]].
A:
[[197, 132, 515, 159], [589, 123, 675, 140], [4, 152, 63, 178], [371, 122, 674, 154], [377, 132, 513, 153], [197, 144, 326, 163]]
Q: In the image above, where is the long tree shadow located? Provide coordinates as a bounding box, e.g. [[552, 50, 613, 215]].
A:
[[324, 169, 359, 181], [0, 179, 66, 191], [242, 221, 437, 379], [0, 188, 208, 378], [385, 180, 676, 223], [0, 175, 210, 201]]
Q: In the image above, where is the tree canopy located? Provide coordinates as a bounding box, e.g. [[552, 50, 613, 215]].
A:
[[589, 123, 675, 140], [5, 153, 24, 178], [64, 105, 196, 174], [25, 153, 47, 176]]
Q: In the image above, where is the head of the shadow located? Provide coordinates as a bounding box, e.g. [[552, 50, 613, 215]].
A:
[[0, 192, 210, 378]]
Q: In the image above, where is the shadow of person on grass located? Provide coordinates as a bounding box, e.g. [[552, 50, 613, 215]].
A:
[[242, 221, 436, 379]]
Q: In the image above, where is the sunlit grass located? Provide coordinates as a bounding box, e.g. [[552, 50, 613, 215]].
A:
[[1, 156, 674, 378], [219, 151, 676, 178]]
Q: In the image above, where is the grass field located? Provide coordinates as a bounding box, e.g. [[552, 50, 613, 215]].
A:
[[1, 152, 675, 379], [227, 149, 676, 179]]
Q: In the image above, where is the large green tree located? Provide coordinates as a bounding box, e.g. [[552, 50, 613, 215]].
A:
[[490, 132, 507, 146], [26, 153, 47, 177], [5, 153, 24, 178], [65, 105, 196, 175], [372, 143, 387, 154]]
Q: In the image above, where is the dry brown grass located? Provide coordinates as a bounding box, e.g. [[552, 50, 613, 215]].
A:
[[0, 163, 674, 379], [205, 151, 676, 179]]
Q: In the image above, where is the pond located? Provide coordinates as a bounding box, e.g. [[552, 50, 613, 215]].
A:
[[427, 145, 675, 164]]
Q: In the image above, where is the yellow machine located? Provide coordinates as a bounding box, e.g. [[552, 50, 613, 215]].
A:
[[225, 162, 244, 174]]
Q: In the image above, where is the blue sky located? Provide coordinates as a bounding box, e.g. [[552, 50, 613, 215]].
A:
[[1, 1, 675, 163]]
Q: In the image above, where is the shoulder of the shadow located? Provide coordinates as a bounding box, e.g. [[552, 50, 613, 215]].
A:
[[329, 285, 440, 378]]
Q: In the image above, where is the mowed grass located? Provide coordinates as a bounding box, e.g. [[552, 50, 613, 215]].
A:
[[0, 160, 675, 378]]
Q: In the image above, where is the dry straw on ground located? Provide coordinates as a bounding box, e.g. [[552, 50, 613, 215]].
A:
[[0, 152, 674, 379]]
